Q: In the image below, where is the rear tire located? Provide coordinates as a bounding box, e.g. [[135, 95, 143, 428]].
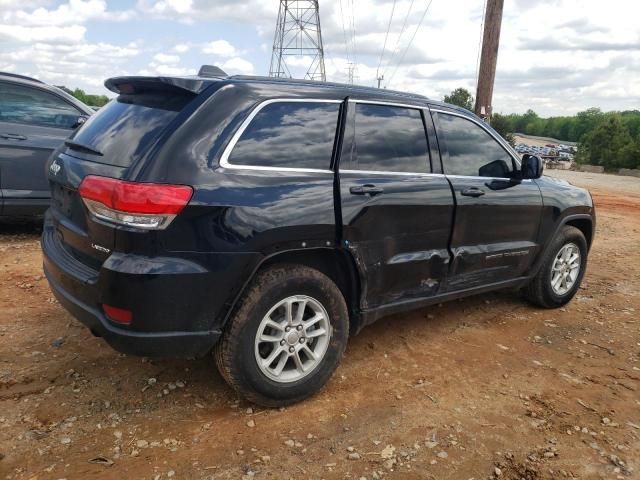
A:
[[525, 225, 588, 308], [215, 264, 349, 407]]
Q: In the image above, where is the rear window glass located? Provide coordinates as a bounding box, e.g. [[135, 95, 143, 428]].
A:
[[227, 101, 340, 170], [71, 91, 194, 168]]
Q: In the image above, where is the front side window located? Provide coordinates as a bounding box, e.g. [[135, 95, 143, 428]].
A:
[[228, 101, 340, 170], [0, 81, 81, 130], [437, 112, 515, 178], [351, 103, 430, 173]]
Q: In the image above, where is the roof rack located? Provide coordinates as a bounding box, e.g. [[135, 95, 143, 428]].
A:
[[0, 71, 44, 84], [198, 65, 228, 78]]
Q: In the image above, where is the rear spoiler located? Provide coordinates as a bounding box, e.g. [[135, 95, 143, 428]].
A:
[[104, 75, 218, 95]]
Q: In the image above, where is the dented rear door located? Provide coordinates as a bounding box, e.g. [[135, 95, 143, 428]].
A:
[[338, 100, 454, 309]]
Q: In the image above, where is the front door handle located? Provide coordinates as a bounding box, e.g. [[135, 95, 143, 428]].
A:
[[0, 133, 27, 140], [461, 187, 485, 197], [350, 184, 384, 196]]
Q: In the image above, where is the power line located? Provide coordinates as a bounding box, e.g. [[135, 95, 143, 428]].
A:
[[338, 0, 351, 64], [377, 0, 397, 74], [385, 0, 434, 87], [381, 0, 415, 77], [349, 0, 358, 67]]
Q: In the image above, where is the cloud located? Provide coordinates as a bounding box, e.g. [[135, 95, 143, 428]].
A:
[[139, 64, 197, 76], [522, 37, 640, 52], [153, 53, 180, 64], [557, 18, 610, 35], [173, 43, 190, 53], [0, 24, 86, 43], [142, 0, 193, 15], [202, 40, 237, 58], [1, 0, 135, 26], [222, 57, 255, 75], [1, 0, 639, 115], [136, 0, 273, 24]]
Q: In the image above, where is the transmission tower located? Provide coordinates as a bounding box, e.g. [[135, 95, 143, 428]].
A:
[[269, 0, 326, 82]]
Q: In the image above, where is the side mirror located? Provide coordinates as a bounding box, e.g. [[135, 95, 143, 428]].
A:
[[73, 115, 89, 129], [521, 154, 543, 179]]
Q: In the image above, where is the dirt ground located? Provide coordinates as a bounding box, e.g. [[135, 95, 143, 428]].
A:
[[1, 170, 639, 480]]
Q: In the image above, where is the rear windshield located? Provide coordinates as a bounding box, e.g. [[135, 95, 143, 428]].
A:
[[70, 91, 195, 168]]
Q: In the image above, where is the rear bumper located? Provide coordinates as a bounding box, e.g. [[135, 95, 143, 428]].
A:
[[44, 266, 221, 357], [41, 214, 261, 358]]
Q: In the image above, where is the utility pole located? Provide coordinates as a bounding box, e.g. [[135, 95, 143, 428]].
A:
[[269, 0, 326, 82], [474, 0, 503, 122], [376, 73, 384, 89]]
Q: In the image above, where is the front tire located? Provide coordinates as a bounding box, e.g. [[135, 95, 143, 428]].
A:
[[215, 265, 349, 406], [525, 225, 588, 308]]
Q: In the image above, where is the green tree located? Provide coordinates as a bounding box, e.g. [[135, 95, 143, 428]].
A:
[[514, 109, 539, 133], [578, 115, 635, 169], [443, 88, 474, 111], [571, 107, 604, 142], [490, 113, 515, 146], [61, 87, 110, 107]]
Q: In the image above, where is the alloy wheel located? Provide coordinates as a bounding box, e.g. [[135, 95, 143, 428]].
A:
[[254, 295, 332, 383], [550, 242, 581, 296]]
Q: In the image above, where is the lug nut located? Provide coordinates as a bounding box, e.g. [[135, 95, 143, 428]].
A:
[[299, 337, 305, 343], [280, 340, 285, 346], [289, 346, 295, 353], [285, 326, 291, 332], [296, 325, 303, 331]]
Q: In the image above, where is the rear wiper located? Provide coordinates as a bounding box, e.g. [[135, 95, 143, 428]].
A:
[[64, 140, 103, 156]]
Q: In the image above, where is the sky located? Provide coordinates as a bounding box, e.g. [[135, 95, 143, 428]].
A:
[[0, 0, 638, 117]]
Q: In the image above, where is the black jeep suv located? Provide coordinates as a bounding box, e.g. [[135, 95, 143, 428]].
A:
[[42, 67, 595, 406]]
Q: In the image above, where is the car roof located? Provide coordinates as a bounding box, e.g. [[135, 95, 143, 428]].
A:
[[0, 71, 45, 86], [229, 76, 474, 117]]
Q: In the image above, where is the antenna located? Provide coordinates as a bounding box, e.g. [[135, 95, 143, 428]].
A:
[[269, 0, 327, 82]]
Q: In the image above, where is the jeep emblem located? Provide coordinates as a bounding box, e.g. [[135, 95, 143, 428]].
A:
[[50, 160, 61, 175]]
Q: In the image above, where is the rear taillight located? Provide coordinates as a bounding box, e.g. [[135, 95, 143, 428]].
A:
[[78, 175, 193, 230]]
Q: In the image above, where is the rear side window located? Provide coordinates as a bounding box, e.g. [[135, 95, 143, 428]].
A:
[[437, 112, 516, 178], [227, 101, 340, 170], [71, 91, 194, 168], [0, 81, 81, 129], [350, 103, 430, 173]]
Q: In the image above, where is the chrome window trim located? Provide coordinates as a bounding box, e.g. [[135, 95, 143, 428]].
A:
[[430, 107, 523, 172], [446, 174, 532, 183], [340, 169, 445, 178], [219, 98, 342, 174]]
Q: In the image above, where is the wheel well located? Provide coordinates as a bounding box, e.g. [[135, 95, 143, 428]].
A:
[[565, 218, 593, 249], [260, 248, 362, 335]]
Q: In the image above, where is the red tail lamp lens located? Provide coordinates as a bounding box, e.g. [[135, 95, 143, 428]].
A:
[[78, 175, 193, 230], [79, 176, 193, 215]]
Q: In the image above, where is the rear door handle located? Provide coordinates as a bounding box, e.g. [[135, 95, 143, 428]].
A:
[[350, 184, 384, 196], [0, 133, 27, 140], [461, 187, 485, 197]]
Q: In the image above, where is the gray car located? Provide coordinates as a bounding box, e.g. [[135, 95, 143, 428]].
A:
[[0, 72, 94, 216]]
